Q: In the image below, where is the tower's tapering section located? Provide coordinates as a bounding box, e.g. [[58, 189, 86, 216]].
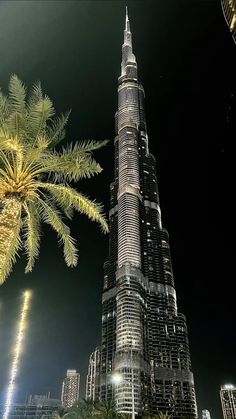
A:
[[99, 10, 198, 418]]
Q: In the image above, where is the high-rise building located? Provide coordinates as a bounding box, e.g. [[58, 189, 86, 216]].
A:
[[99, 8, 198, 418], [220, 384, 236, 419], [86, 347, 101, 401], [221, 0, 236, 43], [202, 409, 211, 419], [61, 369, 80, 408]]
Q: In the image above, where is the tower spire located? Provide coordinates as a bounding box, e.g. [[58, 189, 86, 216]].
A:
[[125, 6, 130, 32], [123, 6, 132, 46], [121, 7, 136, 77]]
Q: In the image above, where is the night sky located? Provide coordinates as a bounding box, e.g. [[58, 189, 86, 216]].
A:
[[0, 1, 235, 418]]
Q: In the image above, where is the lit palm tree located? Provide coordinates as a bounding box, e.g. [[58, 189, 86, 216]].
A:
[[50, 411, 69, 419], [66, 399, 94, 418], [0, 75, 108, 284], [94, 400, 127, 419], [143, 412, 170, 419]]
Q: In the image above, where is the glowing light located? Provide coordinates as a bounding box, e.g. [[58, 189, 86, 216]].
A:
[[112, 373, 123, 384], [3, 290, 32, 419]]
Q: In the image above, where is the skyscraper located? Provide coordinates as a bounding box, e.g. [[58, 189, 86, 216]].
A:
[[221, 0, 236, 43], [99, 9, 197, 418], [61, 369, 80, 408], [220, 384, 236, 419], [86, 347, 101, 401]]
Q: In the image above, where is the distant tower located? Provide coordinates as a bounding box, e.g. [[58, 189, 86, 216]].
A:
[[202, 409, 211, 419], [221, 0, 236, 43], [86, 347, 100, 401], [61, 369, 80, 408], [220, 385, 236, 419]]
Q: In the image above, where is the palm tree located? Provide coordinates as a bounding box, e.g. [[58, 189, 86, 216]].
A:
[[0, 75, 108, 284], [94, 400, 127, 419], [50, 411, 69, 419], [48, 413, 62, 419], [143, 412, 170, 419], [66, 399, 94, 418]]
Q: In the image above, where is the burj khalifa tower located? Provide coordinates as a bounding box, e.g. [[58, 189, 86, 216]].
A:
[[99, 9, 198, 418]]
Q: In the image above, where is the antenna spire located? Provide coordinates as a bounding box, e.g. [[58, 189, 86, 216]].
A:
[[121, 6, 137, 77], [125, 6, 130, 31]]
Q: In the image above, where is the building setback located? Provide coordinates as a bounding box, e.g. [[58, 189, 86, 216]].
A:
[[86, 347, 101, 401], [61, 369, 80, 408], [220, 385, 236, 419], [99, 9, 198, 418]]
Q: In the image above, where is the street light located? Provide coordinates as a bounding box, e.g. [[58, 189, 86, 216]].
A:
[[112, 370, 135, 419]]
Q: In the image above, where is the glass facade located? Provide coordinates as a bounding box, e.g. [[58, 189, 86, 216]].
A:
[[86, 347, 101, 401], [220, 385, 236, 419], [99, 10, 198, 418]]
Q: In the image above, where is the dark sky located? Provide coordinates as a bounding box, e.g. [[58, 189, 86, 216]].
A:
[[0, 1, 235, 418]]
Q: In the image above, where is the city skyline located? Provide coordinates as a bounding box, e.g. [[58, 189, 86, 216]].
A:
[[0, 1, 234, 418]]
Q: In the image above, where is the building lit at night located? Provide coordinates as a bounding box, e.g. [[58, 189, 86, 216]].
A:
[[220, 384, 236, 419], [99, 8, 198, 418], [61, 369, 80, 408], [86, 347, 101, 401]]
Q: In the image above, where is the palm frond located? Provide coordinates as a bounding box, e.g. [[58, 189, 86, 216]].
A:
[[0, 91, 10, 137], [22, 137, 50, 172], [27, 81, 43, 110], [6, 75, 27, 138], [53, 155, 102, 182], [50, 412, 68, 419], [37, 182, 108, 233], [43, 141, 105, 182], [27, 96, 55, 140], [23, 201, 41, 273], [0, 148, 16, 179], [0, 135, 22, 153], [47, 110, 71, 148], [76, 139, 108, 152], [0, 90, 7, 112], [37, 196, 78, 267], [8, 74, 26, 114]]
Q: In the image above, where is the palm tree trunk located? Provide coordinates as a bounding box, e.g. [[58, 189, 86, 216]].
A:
[[0, 197, 22, 284]]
